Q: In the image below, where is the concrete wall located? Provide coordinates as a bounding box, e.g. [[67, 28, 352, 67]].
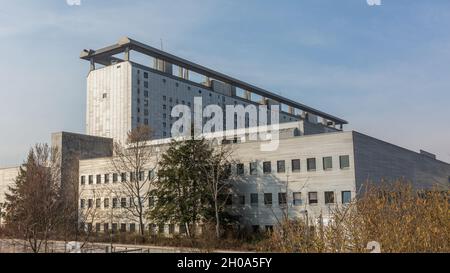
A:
[[352, 131, 450, 192]]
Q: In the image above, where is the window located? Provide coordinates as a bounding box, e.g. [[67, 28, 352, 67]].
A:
[[236, 163, 244, 175], [158, 224, 165, 234], [265, 226, 274, 233], [87, 223, 93, 232], [263, 161, 272, 174], [88, 175, 93, 184], [342, 191, 352, 204], [325, 191, 335, 204], [113, 173, 118, 183], [112, 223, 118, 233], [130, 223, 136, 233], [163, 95, 166, 101], [120, 223, 126, 232], [278, 192, 287, 206], [249, 162, 257, 175], [179, 224, 186, 234], [121, 173, 126, 182], [88, 199, 93, 208], [293, 192, 302, 206], [104, 223, 109, 232], [144, 99, 149, 106], [148, 196, 155, 207], [340, 155, 350, 169], [144, 72, 148, 79], [144, 91, 149, 97], [96, 223, 101, 233], [225, 195, 232, 206], [250, 193, 258, 207], [308, 192, 318, 204], [169, 224, 175, 234], [139, 171, 144, 181], [104, 174, 109, 184], [291, 159, 300, 172], [238, 195, 245, 205], [121, 198, 127, 208], [102, 93, 107, 99], [112, 198, 118, 208], [80, 176, 85, 185], [148, 170, 155, 180], [80, 199, 85, 209], [323, 157, 333, 170], [163, 104, 166, 110], [277, 160, 285, 173], [252, 225, 260, 233], [264, 193, 273, 206], [307, 158, 316, 171], [96, 198, 101, 208], [144, 81, 148, 88], [104, 198, 109, 208], [144, 109, 149, 115]]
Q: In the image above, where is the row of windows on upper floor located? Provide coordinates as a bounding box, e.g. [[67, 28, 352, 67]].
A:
[[79, 190, 353, 211], [79, 155, 351, 186]]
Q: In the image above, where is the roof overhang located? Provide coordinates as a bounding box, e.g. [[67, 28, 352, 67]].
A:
[[81, 37, 348, 125]]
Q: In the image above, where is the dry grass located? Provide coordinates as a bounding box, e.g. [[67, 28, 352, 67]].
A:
[[263, 182, 449, 253]]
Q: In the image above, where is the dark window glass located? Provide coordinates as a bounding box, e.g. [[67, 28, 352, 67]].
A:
[[250, 162, 257, 175], [325, 191, 335, 204], [307, 158, 316, 171], [236, 163, 244, 175], [277, 160, 285, 173], [264, 193, 273, 206], [342, 191, 352, 204], [293, 192, 302, 206], [250, 193, 258, 206], [263, 161, 272, 174], [292, 159, 300, 172], [278, 192, 287, 206], [323, 157, 333, 170], [340, 155, 350, 169], [308, 192, 318, 204]]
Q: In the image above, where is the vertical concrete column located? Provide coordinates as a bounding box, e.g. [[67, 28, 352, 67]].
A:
[[124, 46, 130, 61], [244, 90, 252, 101], [90, 58, 95, 71]]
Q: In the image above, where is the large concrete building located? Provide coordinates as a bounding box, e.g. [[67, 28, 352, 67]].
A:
[[0, 37, 449, 233]]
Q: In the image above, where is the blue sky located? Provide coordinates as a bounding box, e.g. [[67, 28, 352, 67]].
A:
[[0, 0, 450, 165]]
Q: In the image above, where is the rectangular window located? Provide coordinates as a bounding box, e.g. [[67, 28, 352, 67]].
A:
[[104, 174, 109, 184], [88, 199, 93, 208], [169, 224, 175, 234], [130, 172, 135, 182], [340, 155, 350, 169], [293, 192, 302, 206], [104, 198, 109, 208], [120, 223, 126, 232], [102, 93, 107, 99], [80, 199, 85, 209], [323, 157, 333, 170], [121, 173, 126, 182], [307, 158, 316, 171], [250, 162, 257, 175], [130, 223, 136, 233], [148, 170, 155, 180], [225, 194, 233, 206], [113, 173, 118, 183], [263, 161, 272, 174], [308, 192, 318, 204], [236, 163, 244, 175], [88, 175, 93, 184], [291, 159, 300, 172], [144, 91, 149, 97], [342, 191, 352, 204], [143, 72, 148, 79], [112, 198, 118, 208], [264, 193, 273, 206], [80, 176, 85, 185], [139, 171, 144, 181], [325, 191, 335, 204], [148, 196, 155, 207], [250, 193, 258, 207], [278, 192, 287, 206], [96, 223, 101, 232], [144, 81, 148, 88], [112, 223, 118, 233], [238, 195, 245, 205], [104, 223, 109, 232], [96, 198, 101, 208], [277, 160, 285, 173], [158, 224, 165, 234], [121, 198, 127, 208]]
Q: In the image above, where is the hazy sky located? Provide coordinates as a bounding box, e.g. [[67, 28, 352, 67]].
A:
[[0, 0, 450, 166]]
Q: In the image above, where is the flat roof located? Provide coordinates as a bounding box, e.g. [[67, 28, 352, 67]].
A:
[[81, 37, 348, 125]]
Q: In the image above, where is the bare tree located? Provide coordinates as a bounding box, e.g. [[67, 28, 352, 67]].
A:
[[109, 125, 158, 236], [201, 143, 234, 239]]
